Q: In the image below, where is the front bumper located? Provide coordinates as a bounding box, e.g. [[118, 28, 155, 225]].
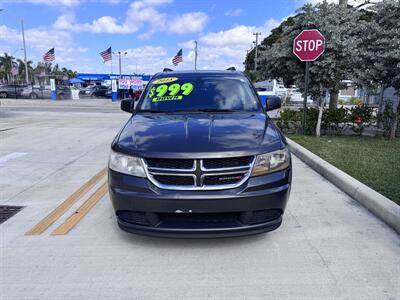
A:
[[108, 167, 291, 238]]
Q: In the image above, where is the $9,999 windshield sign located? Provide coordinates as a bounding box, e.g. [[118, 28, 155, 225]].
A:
[[149, 82, 194, 102]]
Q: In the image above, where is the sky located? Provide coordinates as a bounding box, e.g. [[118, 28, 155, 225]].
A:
[[0, 0, 343, 75]]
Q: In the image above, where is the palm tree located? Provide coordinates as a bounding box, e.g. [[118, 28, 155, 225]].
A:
[[0, 53, 14, 83], [16, 59, 34, 83]]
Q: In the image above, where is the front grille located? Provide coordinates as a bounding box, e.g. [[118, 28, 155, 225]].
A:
[[159, 212, 240, 228], [145, 158, 194, 169], [144, 156, 255, 190], [152, 175, 194, 186], [246, 209, 282, 225], [202, 156, 253, 169], [118, 210, 281, 229], [160, 212, 240, 224], [118, 211, 149, 226]]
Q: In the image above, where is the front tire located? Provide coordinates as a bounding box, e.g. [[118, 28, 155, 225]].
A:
[[30, 93, 38, 99], [0, 92, 8, 98]]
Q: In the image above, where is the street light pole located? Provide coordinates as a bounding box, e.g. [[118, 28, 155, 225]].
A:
[[253, 32, 261, 72], [21, 19, 29, 84], [115, 51, 127, 78], [194, 41, 198, 70]]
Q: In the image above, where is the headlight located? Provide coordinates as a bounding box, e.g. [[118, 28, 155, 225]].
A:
[[251, 148, 290, 177], [109, 150, 146, 178]]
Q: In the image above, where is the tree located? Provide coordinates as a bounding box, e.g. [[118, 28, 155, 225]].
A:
[[251, 2, 365, 136], [16, 59, 34, 83], [0, 53, 14, 83], [355, 0, 400, 139]]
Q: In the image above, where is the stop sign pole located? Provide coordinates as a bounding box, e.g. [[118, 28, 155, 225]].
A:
[[293, 29, 325, 134]]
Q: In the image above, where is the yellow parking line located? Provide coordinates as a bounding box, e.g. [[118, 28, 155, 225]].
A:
[[25, 168, 107, 236], [51, 182, 108, 235]]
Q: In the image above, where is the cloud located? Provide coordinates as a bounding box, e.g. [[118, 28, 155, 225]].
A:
[[174, 18, 281, 71], [0, 25, 72, 52], [169, 12, 209, 34], [0, 25, 88, 64], [124, 46, 167, 61], [303, 0, 382, 5], [200, 18, 280, 48], [224, 8, 242, 17], [54, 14, 135, 34], [122, 46, 170, 74], [52, 0, 208, 35]]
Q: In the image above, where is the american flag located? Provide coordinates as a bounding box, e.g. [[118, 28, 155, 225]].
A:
[[100, 47, 112, 62], [43, 48, 55, 62], [172, 49, 183, 66]]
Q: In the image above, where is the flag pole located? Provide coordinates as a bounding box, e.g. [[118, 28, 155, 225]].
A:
[[111, 57, 113, 75], [194, 41, 198, 70]]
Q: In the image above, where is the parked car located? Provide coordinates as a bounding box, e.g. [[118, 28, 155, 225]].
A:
[[105, 87, 112, 98], [21, 85, 71, 100], [288, 88, 313, 104], [0, 84, 27, 98], [108, 69, 292, 238], [79, 85, 109, 97]]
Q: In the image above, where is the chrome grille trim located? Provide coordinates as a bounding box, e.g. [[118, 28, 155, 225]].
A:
[[147, 160, 196, 172], [148, 172, 197, 189], [200, 160, 253, 172], [142, 157, 255, 191]]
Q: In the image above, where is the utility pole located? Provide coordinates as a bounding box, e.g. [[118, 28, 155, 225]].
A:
[[194, 41, 198, 70], [253, 32, 261, 72], [21, 19, 29, 84]]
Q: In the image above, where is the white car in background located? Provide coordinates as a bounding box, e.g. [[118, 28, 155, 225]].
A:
[[288, 88, 313, 104]]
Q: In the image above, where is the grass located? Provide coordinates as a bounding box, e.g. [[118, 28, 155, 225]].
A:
[[288, 135, 400, 205]]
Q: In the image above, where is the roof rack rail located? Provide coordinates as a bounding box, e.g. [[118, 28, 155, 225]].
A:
[[226, 67, 236, 71], [163, 68, 173, 72]]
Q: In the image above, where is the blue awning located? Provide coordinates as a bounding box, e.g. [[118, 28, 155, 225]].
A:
[[69, 78, 85, 84], [76, 73, 152, 81]]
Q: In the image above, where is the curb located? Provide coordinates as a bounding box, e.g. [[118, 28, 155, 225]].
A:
[[287, 138, 400, 234]]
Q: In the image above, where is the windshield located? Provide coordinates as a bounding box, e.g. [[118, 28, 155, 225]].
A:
[[137, 76, 262, 112]]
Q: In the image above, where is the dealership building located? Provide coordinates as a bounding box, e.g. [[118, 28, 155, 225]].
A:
[[75, 73, 152, 89]]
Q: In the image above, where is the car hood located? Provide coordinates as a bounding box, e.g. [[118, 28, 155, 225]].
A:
[[115, 112, 285, 158]]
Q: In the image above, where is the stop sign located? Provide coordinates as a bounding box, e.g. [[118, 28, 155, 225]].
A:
[[293, 29, 325, 61]]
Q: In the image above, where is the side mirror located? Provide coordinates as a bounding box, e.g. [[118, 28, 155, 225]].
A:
[[265, 96, 281, 111], [121, 99, 134, 113]]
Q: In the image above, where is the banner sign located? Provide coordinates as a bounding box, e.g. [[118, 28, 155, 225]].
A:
[[118, 78, 144, 89]]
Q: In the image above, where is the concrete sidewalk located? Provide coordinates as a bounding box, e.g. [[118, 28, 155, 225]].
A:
[[1, 108, 399, 299]]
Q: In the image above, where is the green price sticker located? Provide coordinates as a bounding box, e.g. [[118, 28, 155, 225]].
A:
[[148, 82, 194, 101]]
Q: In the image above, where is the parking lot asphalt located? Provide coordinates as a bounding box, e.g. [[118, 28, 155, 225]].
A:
[[1, 103, 399, 299]]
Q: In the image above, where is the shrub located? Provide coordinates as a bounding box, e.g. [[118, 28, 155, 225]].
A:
[[377, 99, 400, 138], [277, 107, 318, 135], [347, 104, 374, 135], [276, 109, 302, 134], [322, 107, 347, 135], [300, 107, 319, 135], [277, 105, 374, 136]]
